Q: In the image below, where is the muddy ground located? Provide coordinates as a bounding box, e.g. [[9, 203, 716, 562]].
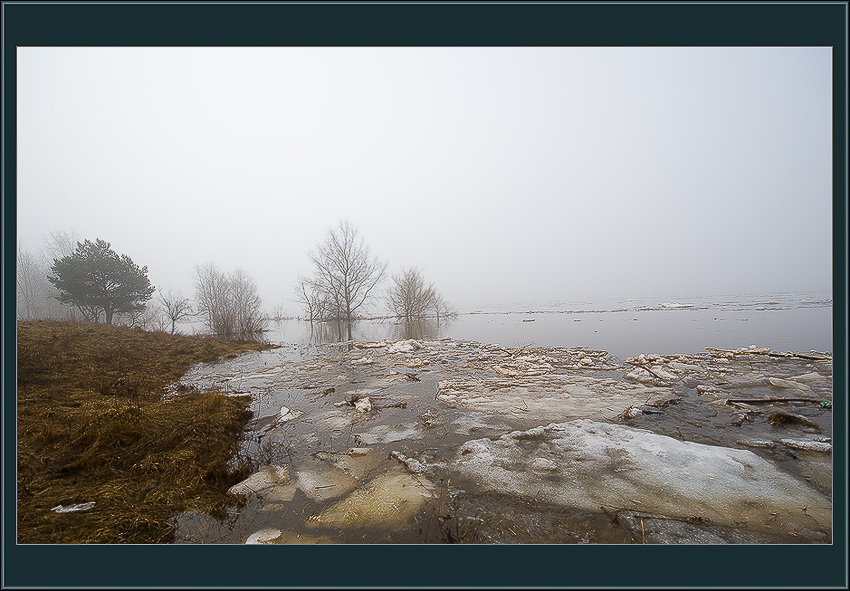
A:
[[170, 338, 833, 544]]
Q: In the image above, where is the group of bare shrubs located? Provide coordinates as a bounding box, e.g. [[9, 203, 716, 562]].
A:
[[194, 263, 267, 340]]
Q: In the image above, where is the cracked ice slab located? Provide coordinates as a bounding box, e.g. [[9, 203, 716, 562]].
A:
[[451, 420, 831, 532], [436, 374, 676, 424]]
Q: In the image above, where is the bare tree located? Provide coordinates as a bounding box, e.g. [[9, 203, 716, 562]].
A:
[[17, 240, 78, 321], [159, 289, 193, 334], [431, 291, 457, 322], [143, 302, 171, 332], [272, 302, 287, 323], [16, 243, 46, 320], [43, 229, 80, 261], [308, 220, 387, 341], [230, 268, 266, 336], [195, 262, 229, 335], [295, 274, 332, 330], [17, 231, 91, 321], [386, 267, 437, 322], [41, 229, 82, 320], [194, 262, 267, 340]]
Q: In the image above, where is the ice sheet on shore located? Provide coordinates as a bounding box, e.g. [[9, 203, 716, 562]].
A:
[[450, 420, 831, 532]]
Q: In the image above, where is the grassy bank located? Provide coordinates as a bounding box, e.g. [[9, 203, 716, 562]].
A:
[[16, 321, 274, 543]]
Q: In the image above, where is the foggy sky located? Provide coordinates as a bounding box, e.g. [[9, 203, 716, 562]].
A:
[[16, 47, 833, 313]]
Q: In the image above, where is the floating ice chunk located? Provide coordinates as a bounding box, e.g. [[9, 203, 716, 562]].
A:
[[258, 483, 297, 502], [229, 465, 289, 497], [355, 341, 388, 349], [51, 502, 95, 513], [357, 422, 425, 444], [387, 340, 422, 354], [780, 439, 832, 453], [307, 471, 436, 531], [350, 356, 375, 366], [296, 465, 359, 502], [737, 346, 771, 355], [788, 372, 827, 383], [246, 528, 281, 544], [625, 368, 654, 384], [649, 366, 678, 381], [668, 361, 698, 372], [768, 377, 810, 390], [278, 406, 302, 423]]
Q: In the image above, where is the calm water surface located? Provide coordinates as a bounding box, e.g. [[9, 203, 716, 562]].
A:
[[183, 291, 833, 359], [258, 306, 832, 360]]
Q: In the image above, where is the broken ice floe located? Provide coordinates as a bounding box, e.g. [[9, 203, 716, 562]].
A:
[[356, 422, 426, 445], [229, 465, 291, 499], [779, 438, 832, 453], [350, 356, 376, 366], [278, 406, 302, 423], [295, 464, 360, 503], [307, 469, 436, 531], [768, 377, 811, 391], [387, 340, 422, 354]]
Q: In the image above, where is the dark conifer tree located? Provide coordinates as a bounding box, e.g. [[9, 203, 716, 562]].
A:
[[48, 239, 155, 325]]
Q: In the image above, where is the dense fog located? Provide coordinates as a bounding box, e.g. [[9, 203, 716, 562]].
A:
[[17, 47, 832, 317]]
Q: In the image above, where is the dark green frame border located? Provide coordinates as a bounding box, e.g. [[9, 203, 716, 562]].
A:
[[3, 2, 847, 589]]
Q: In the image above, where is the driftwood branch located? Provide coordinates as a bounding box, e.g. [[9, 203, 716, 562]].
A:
[[625, 361, 664, 380]]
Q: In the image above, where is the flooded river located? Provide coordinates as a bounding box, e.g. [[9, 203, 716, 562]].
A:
[[169, 301, 833, 544], [249, 291, 833, 360]]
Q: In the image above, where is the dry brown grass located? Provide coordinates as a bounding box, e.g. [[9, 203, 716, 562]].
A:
[[16, 321, 275, 544]]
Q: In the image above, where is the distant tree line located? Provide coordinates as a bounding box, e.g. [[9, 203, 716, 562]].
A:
[[17, 220, 456, 343], [16, 231, 271, 340]]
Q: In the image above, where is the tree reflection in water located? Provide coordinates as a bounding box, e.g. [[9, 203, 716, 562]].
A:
[[392, 319, 442, 341], [302, 317, 452, 346]]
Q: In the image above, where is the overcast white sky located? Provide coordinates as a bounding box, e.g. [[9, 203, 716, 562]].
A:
[[16, 47, 832, 313]]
